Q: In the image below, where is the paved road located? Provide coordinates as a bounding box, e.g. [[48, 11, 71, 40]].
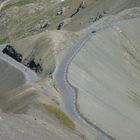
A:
[[53, 18, 115, 140], [0, 45, 38, 84], [53, 17, 140, 140], [0, 18, 114, 139], [0, 18, 139, 140], [0, 18, 114, 140]]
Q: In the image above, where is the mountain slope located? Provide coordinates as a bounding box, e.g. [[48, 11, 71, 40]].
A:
[[68, 17, 140, 140]]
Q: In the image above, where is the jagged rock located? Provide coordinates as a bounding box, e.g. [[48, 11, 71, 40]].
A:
[[57, 10, 62, 15], [70, 1, 85, 18], [2, 45, 22, 62], [57, 21, 64, 30], [26, 58, 43, 73], [56, 8, 65, 16], [40, 20, 50, 28]]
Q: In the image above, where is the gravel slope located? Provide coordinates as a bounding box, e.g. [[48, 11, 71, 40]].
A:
[[0, 111, 82, 140], [0, 45, 84, 140]]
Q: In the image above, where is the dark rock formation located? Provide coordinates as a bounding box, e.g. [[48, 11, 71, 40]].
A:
[[70, 1, 85, 18], [40, 21, 49, 28], [57, 8, 63, 16], [2, 45, 22, 62], [26, 59, 43, 73], [57, 21, 64, 30], [91, 30, 96, 34]]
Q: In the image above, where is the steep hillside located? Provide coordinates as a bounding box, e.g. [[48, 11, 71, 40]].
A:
[[12, 30, 80, 77], [0, 0, 140, 140], [0, 0, 140, 43], [0, 30, 94, 140], [0, 59, 25, 94], [0, 111, 83, 140], [68, 17, 140, 140]]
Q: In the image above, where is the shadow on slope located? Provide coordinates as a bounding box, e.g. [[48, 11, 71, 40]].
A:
[[0, 59, 25, 94]]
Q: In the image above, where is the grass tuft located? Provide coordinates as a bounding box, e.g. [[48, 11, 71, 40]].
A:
[[44, 104, 75, 129]]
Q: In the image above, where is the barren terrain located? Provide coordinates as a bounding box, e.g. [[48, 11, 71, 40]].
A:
[[0, 0, 140, 140]]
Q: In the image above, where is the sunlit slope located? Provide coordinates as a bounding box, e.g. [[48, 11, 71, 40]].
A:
[[0, 111, 82, 140], [0, 0, 140, 42], [12, 30, 79, 77], [0, 59, 25, 94], [68, 18, 140, 140]]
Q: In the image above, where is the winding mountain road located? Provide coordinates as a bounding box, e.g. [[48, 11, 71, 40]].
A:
[[53, 18, 115, 140], [0, 18, 114, 140], [53, 17, 140, 140]]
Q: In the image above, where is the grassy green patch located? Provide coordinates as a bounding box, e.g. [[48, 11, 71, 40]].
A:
[[44, 104, 75, 129]]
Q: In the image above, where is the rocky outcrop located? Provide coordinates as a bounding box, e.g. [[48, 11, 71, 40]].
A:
[[2, 45, 22, 62], [70, 1, 85, 18], [57, 21, 64, 30], [26, 58, 43, 73]]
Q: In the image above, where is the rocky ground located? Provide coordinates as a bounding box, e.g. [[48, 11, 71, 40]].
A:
[[0, 111, 83, 140], [0, 0, 140, 140], [0, 0, 140, 42]]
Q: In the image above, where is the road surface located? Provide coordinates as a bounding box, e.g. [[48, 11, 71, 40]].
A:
[[53, 17, 140, 140], [0, 45, 38, 84], [53, 18, 115, 140], [0, 17, 114, 140]]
